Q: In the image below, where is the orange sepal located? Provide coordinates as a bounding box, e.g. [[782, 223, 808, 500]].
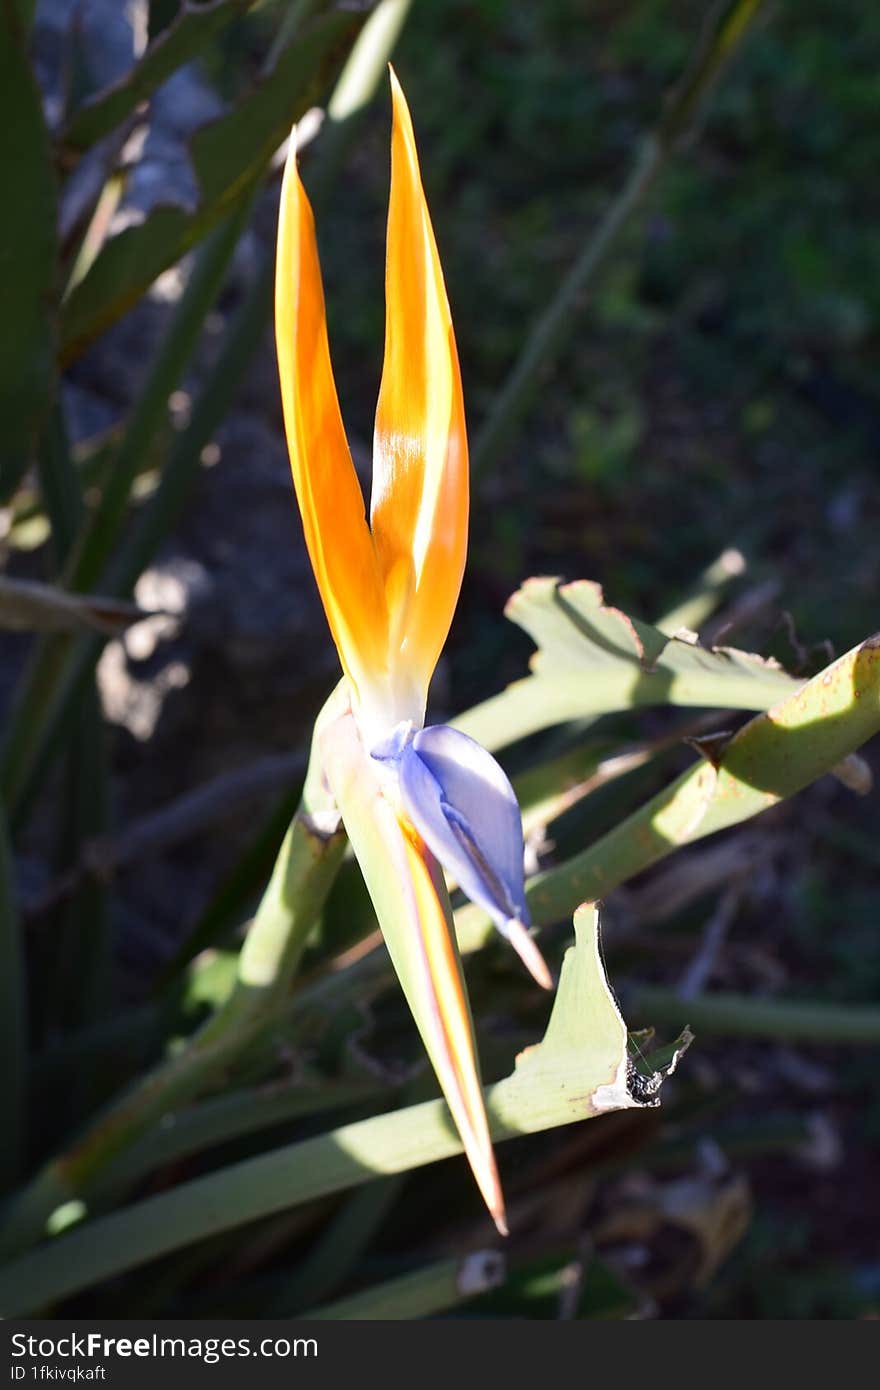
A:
[[371, 69, 469, 705], [275, 139, 389, 706]]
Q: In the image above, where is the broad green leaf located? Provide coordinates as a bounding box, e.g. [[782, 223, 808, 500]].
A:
[[456, 576, 800, 750], [458, 631, 880, 951], [59, 10, 362, 361], [60, 1, 261, 155], [0, 577, 143, 635], [0, 8, 57, 487], [0, 905, 681, 1313]]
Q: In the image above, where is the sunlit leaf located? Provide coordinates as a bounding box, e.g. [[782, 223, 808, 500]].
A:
[[459, 631, 880, 949], [457, 576, 800, 749]]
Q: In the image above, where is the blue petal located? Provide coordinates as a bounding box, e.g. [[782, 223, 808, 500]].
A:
[[391, 725, 551, 988], [399, 724, 527, 920]]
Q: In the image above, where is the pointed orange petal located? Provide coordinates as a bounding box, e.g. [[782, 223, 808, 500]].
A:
[[399, 829, 507, 1234], [371, 70, 468, 705], [321, 708, 506, 1233], [275, 139, 388, 705]]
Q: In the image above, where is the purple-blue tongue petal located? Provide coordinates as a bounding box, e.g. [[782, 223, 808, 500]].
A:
[[396, 725, 552, 989]]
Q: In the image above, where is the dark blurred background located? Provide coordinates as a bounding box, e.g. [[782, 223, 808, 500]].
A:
[[8, 0, 880, 1317]]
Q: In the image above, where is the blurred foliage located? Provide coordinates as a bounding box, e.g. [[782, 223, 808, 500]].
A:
[[1, 0, 879, 1323], [387, 0, 880, 650]]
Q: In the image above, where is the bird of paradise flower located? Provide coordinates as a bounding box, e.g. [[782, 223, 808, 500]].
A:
[[275, 69, 551, 1234]]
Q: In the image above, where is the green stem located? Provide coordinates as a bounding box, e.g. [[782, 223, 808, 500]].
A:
[[628, 987, 880, 1044], [0, 1048, 598, 1313], [94, 1077, 384, 1200], [458, 631, 880, 952], [305, 1251, 505, 1320], [0, 909, 630, 1310], [269, 1078, 435, 1314], [471, 0, 766, 478], [454, 661, 796, 751]]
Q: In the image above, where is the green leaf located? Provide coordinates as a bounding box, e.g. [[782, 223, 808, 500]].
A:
[[488, 904, 638, 1128], [456, 576, 801, 750], [0, 6, 57, 487], [0, 905, 677, 1313], [59, 10, 362, 362], [35, 407, 85, 566], [458, 631, 880, 951], [0, 704, 347, 1260], [0, 577, 143, 635], [270, 1176, 407, 1314], [0, 802, 26, 1191], [60, 1, 261, 155], [49, 687, 112, 1039]]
